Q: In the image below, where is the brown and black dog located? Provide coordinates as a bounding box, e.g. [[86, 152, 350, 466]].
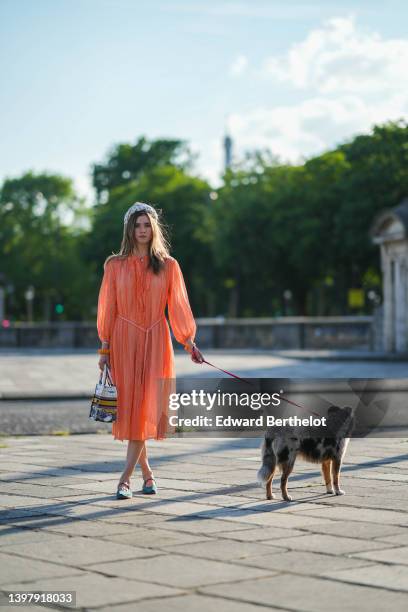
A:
[[257, 406, 354, 502]]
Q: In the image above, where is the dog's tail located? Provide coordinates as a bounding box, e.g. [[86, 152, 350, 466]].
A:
[[257, 437, 276, 484]]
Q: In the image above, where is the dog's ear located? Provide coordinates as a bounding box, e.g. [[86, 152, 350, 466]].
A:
[[328, 405, 340, 415], [343, 406, 355, 435], [327, 405, 353, 437], [326, 406, 341, 436], [327, 406, 353, 438]]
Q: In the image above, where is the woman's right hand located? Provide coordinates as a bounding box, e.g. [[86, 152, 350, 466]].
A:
[[191, 345, 204, 364], [98, 354, 110, 372]]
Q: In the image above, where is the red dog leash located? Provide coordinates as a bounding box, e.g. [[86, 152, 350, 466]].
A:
[[278, 396, 321, 419], [202, 357, 255, 385], [192, 346, 254, 384], [192, 347, 321, 418]]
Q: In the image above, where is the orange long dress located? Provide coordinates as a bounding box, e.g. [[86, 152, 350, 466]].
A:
[[96, 255, 196, 441]]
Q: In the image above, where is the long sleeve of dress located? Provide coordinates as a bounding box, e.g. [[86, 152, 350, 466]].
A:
[[167, 258, 196, 345], [97, 261, 117, 343]]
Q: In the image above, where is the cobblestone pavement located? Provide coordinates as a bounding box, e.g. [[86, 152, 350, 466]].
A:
[[0, 435, 407, 611]]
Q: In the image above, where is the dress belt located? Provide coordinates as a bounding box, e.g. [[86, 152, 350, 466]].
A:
[[117, 315, 165, 384]]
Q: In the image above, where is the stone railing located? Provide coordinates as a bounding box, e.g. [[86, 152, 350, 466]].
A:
[[0, 316, 375, 350], [195, 316, 374, 350]]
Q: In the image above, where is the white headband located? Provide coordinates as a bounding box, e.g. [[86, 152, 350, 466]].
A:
[[124, 202, 158, 225]]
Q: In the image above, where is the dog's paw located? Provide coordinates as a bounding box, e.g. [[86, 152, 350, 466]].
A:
[[266, 493, 276, 500], [325, 488, 334, 495], [335, 489, 345, 496], [283, 495, 293, 502]]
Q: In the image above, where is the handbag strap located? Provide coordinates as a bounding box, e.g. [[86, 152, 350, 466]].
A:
[[100, 364, 114, 387]]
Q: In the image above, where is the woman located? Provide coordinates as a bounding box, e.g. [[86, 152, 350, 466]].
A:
[[97, 201, 203, 499]]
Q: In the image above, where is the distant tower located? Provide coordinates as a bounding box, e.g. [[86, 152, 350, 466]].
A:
[[224, 132, 233, 171]]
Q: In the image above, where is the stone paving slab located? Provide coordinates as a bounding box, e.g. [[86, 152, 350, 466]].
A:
[[150, 517, 261, 535], [96, 593, 283, 612], [102, 528, 210, 549], [201, 574, 408, 612], [297, 505, 408, 525], [157, 539, 280, 562], [0, 519, 131, 540], [193, 507, 338, 529], [215, 525, 306, 542], [0, 600, 60, 612], [313, 494, 408, 513], [0, 435, 408, 610], [0, 481, 100, 499], [324, 563, 408, 592], [282, 520, 408, 541], [2, 573, 184, 609], [0, 508, 49, 524], [87, 554, 274, 589], [351, 546, 408, 565], [0, 551, 83, 584], [235, 549, 373, 574], [266, 532, 394, 555], [0, 525, 51, 547], [0, 532, 160, 566], [377, 533, 408, 545]]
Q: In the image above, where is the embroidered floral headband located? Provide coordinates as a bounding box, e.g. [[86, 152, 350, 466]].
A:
[[123, 202, 158, 226]]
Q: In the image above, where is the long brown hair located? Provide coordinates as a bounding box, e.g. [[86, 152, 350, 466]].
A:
[[104, 207, 170, 274]]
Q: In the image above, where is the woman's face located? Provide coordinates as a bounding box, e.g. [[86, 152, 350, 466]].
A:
[[134, 214, 152, 246]]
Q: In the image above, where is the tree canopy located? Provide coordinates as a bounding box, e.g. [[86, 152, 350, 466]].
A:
[[1, 120, 407, 321], [91, 136, 195, 203]]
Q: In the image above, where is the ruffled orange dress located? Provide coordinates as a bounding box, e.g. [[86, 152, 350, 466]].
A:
[[96, 255, 196, 441]]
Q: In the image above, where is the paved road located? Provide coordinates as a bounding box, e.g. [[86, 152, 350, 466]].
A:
[[1, 349, 407, 399], [0, 435, 407, 610], [0, 399, 103, 437], [1, 349, 407, 436]]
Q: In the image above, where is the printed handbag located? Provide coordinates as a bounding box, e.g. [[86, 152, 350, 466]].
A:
[[89, 364, 117, 423]]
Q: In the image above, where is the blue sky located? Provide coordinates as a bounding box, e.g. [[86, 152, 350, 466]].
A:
[[1, 0, 407, 201]]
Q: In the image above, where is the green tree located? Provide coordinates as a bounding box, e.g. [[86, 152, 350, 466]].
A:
[[0, 172, 92, 320], [92, 136, 195, 203], [335, 120, 408, 293], [212, 120, 408, 316]]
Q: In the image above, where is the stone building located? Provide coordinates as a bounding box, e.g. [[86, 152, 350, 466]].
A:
[[370, 197, 408, 353]]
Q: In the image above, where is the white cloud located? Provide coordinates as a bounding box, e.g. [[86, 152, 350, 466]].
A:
[[262, 15, 408, 94], [228, 93, 408, 163], [229, 54, 248, 77], [223, 16, 408, 166]]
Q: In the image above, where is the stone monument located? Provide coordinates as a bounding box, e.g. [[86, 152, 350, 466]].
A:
[[371, 197, 408, 353]]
